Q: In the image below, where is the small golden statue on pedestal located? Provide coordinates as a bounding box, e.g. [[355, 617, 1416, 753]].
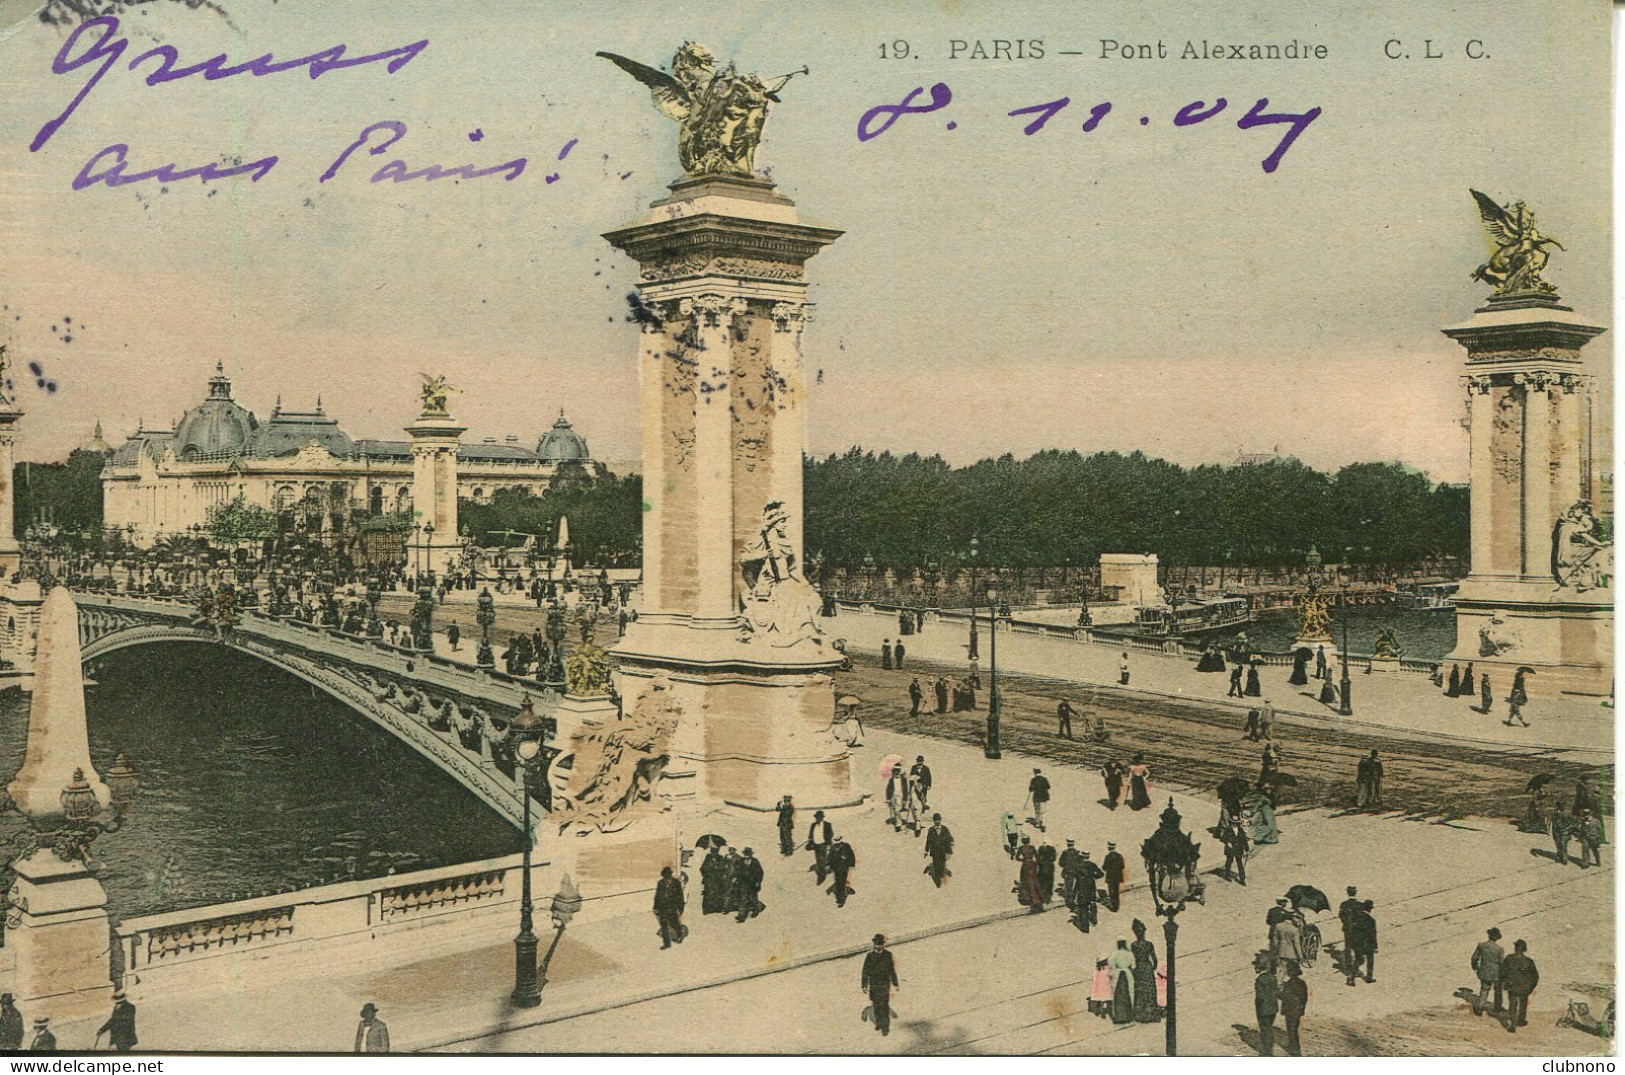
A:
[[1470, 189, 1566, 296]]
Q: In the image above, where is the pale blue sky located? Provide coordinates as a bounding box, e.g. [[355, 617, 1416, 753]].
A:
[[0, 0, 1611, 482]]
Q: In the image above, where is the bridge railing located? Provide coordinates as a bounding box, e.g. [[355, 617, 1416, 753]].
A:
[[115, 853, 535, 996]]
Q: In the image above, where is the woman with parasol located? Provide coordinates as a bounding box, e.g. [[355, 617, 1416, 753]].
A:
[[1522, 773, 1554, 833], [1288, 647, 1311, 686]]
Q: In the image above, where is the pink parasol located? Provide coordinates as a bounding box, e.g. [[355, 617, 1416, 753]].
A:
[[879, 754, 904, 779]]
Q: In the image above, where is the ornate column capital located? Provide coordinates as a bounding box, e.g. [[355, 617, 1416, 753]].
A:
[[1513, 371, 1559, 394], [770, 301, 809, 334], [682, 294, 745, 328], [1462, 374, 1493, 396], [1555, 371, 1590, 394]]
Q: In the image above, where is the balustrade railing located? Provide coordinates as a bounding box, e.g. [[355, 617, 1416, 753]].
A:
[[140, 906, 295, 965], [378, 869, 507, 920]]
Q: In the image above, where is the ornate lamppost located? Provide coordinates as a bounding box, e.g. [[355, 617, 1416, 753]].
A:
[[476, 587, 497, 668], [507, 696, 552, 1007], [364, 577, 384, 638], [862, 552, 876, 602], [1338, 583, 1354, 716], [1140, 799, 1202, 1057], [967, 536, 981, 662], [984, 583, 1001, 760]]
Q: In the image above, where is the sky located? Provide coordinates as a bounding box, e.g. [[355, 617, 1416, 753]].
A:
[[0, 0, 1612, 483]]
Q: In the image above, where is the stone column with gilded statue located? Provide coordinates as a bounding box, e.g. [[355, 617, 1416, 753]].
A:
[[1442, 190, 1611, 696], [405, 374, 467, 580], [598, 42, 858, 812]]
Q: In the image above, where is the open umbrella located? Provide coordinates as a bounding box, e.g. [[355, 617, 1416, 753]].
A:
[[1286, 884, 1330, 913], [1516, 667, 1539, 676], [694, 834, 728, 850], [1218, 776, 1252, 802], [1263, 772, 1299, 788], [879, 754, 904, 779], [1526, 773, 1557, 793], [837, 695, 863, 709]]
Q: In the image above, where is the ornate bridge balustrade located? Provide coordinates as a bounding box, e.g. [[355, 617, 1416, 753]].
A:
[[72, 593, 560, 830]]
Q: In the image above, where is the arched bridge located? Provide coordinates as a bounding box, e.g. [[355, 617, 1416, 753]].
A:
[[74, 594, 557, 829]]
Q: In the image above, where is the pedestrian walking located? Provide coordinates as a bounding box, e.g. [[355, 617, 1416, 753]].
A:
[[1058, 839, 1083, 909], [1258, 699, 1276, 741], [1315, 645, 1328, 680], [1102, 842, 1125, 911], [1130, 919, 1161, 1023], [1447, 663, 1462, 696], [776, 795, 796, 857], [1500, 940, 1539, 1032], [828, 835, 856, 907], [700, 845, 729, 913], [722, 848, 744, 915], [1346, 900, 1377, 984], [1576, 808, 1603, 867], [1355, 750, 1384, 810], [1506, 668, 1530, 726], [1126, 755, 1153, 811], [1016, 836, 1045, 910], [1073, 851, 1104, 931], [1253, 955, 1279, 1056], [1337, 887, 1361, 975], [1103, 759, 1126, 810], [909, 755, 933, 807], [807, 810, 833, 883], [882, 639, 893, 670], [1279, 961, 1309, 1055], [923, 813, 953, 887], [95, 990, 137, 1052], [1471, 927, 1505, 1016], [1119, 651, 1130, 686], [0, 995, 19, 1051], [1037, 839, 1058, 904], [1057, 698, 1075, 739], [734, 848, 765, 922], [1107, 940, 1135, 1024], [934, 676, 949, 714], [1027, 768, 1052, 831], [1550, 797, 1573, 865], [1479, 673, 1493, 714], [861, 934, 899, 1037], [1573, 775, 1606, 843], [1221, 816, 1249, 885], [1269, 898, 1305, 967], [28, 1017, 54, 1052], [654, 866, 687, 948], [1243, 708, 1260, 741], [894, 640, 905, 669], [908, 677, 923, 716], [354, 1004, 390, 1053], [1229, 662, 1246, 698], [447, 623, 461, 651], [1000, 810, 1021, 858], [1245, 662, 1263, 697]]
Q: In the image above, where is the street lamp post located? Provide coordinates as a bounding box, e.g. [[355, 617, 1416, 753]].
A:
[[476, 587, 497, 668], [1141, 799, 1202, 1057], [967, 536, 980, 662], [1338, 585, 1353, 715], [985, 584, 1001, 760], [508, 697, 549, 1007]]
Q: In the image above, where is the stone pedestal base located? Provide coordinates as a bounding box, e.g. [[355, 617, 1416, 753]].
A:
[[612, 617, 859, 814], [537, 816, 681, 926], [1450, 577, 1613, 696], [1368, 656, 1404, 674], [4, 850, 113, 1018]]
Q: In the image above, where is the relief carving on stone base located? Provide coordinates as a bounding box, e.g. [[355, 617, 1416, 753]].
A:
[[739, 501, 822, 646], [1552, 500, 1613, 593], [1490, 391, 1520, 483], [554, 679, 681, 835], [1478, 610, 1521, 657], [640, 255, 804, 283]]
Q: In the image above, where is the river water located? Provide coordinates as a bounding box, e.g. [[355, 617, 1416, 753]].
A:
[[1211, 606, 1459, 660], [0, 643, 518, 919]]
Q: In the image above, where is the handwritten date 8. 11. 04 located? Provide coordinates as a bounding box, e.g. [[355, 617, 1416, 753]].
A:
[[857, 82, 1321, 174]]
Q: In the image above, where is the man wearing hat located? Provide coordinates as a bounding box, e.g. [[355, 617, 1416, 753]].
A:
[[807, 810, 833, 884], [0, 993, 22, 1051], [28, 1017, 54, 1053], [1058, 840, 1084, 910], [923, 813, 954, 888], [1073, 851, 1104, 931], [653, 866, 686, 949], [861, 934, 899, 1037], [1026, 768, 1052, 832], [1102, 842, 1126, 912], [354, 1003, 390, 1053], [776, 795, 796, 857], [909, 756, 933, 808], [828, 835, 857, 907], [96, 989, 138, 1052], [1337, 886, 1362, 977], [734, 848, 765, 923], [1471, 927, 1505, 1016]]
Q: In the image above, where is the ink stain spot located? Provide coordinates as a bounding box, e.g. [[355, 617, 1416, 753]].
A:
[[469, 129, 484, 142], [946, 121, 957, 130], [1140, 116, 1150, 125], [546, 174, 560, 184]]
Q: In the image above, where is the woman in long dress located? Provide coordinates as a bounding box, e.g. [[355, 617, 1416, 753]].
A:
[[1127, 754, 1153, 811], [1523, 785, 1550, 833], [1288, 649, 1309, 686], [1245, 663, 1262, 696], [1107, 940, 1136, 1024], [1016, 839, 1043, 909], [700, 847, 728, 914], [1130, 919, 1161, 1022], [1447, 663, 1461, 696], [1244, 787, 1279, 845]]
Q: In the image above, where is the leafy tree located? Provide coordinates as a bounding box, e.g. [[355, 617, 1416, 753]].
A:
[[207, 496, 280, 544]]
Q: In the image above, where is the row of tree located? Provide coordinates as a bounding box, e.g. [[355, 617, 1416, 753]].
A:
[[12, 445, 1470, 571]]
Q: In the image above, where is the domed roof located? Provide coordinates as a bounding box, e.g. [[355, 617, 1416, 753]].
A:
[[172, 363, 257, 460], [247, 397, 355, 458], [536, 410, 589, 462]]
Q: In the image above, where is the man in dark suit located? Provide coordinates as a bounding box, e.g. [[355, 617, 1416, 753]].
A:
[[1073, 851, 1104, 931], [908, 678, 923, 716], [923, 813, 954, 888], [1027, 768, 1052, 832], [1471, 927, 1504, 1015], [734, 849, 765, 922], [1057, 699, 1075, 740], [1101, 842, 1126, 911], [1058, 840, 1084, 909], [828, 836, 856, 907], [1346, 900, 1377, 985], [1253, 955, 1279, 1055], [1500, 940, 1539, 1032], [910, 756, 933, 808], [934, 677, 949, 714], [0, 994, 22, 1051], [807, 810, 833, 883], [96, 990, 138, 1053], [776, 795, 796, 857], [861, 934, 899, 1037], [893, 640, 906, 669], [1279, 961, 1308, 1055], [653, 866, 685, 949], [1337, 886, 1362, 977]]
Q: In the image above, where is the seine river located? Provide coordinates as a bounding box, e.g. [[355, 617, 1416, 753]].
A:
[[0, 643, 518, 919], [1213, 606, 1459, 660]]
